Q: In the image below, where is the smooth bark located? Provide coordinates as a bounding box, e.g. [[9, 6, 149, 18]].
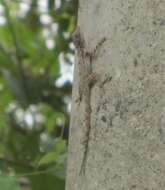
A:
[[66, 1, 165, 189]]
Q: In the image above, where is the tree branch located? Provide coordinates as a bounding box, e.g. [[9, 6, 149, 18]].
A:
[[1, 0, 29, 104]]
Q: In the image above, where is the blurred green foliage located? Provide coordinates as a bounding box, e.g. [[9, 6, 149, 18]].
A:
[[0, 0, 77, 189]]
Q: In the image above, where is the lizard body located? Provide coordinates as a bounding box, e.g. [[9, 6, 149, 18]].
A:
[[72, 27, 106, 175], [73, 27, 93, 175]]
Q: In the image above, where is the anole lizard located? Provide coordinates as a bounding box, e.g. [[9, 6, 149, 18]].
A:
[[72, 27, 106, 175]]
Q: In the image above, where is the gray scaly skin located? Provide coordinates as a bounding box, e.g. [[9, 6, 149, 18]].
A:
[[72, 27, 106, 175], [72, 27, 94, 175]]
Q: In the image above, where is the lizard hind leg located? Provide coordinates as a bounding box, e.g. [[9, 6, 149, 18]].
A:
[[79, 139, 90, 176]]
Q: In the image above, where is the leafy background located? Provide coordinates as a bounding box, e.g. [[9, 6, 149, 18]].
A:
[[0, 0, 77, 189]]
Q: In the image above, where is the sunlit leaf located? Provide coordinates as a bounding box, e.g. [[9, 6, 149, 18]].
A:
[[38, 152, 59, 166]]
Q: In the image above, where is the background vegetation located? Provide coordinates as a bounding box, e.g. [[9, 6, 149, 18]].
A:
[[0, 0, 77, 189]]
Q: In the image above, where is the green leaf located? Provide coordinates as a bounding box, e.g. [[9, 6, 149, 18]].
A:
[[2, 69, 27, 104], [0, 144, 6, 157], [0, 176, 21, 190], [38, 138, 66, 166], [38, 152, 59, 166], [53, 138, 66, 154], [0, 26, 13, 48], [54, 153, 67, 179]]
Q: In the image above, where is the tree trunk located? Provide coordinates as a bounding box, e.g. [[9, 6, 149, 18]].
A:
[[66, 0, 165, 189]]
